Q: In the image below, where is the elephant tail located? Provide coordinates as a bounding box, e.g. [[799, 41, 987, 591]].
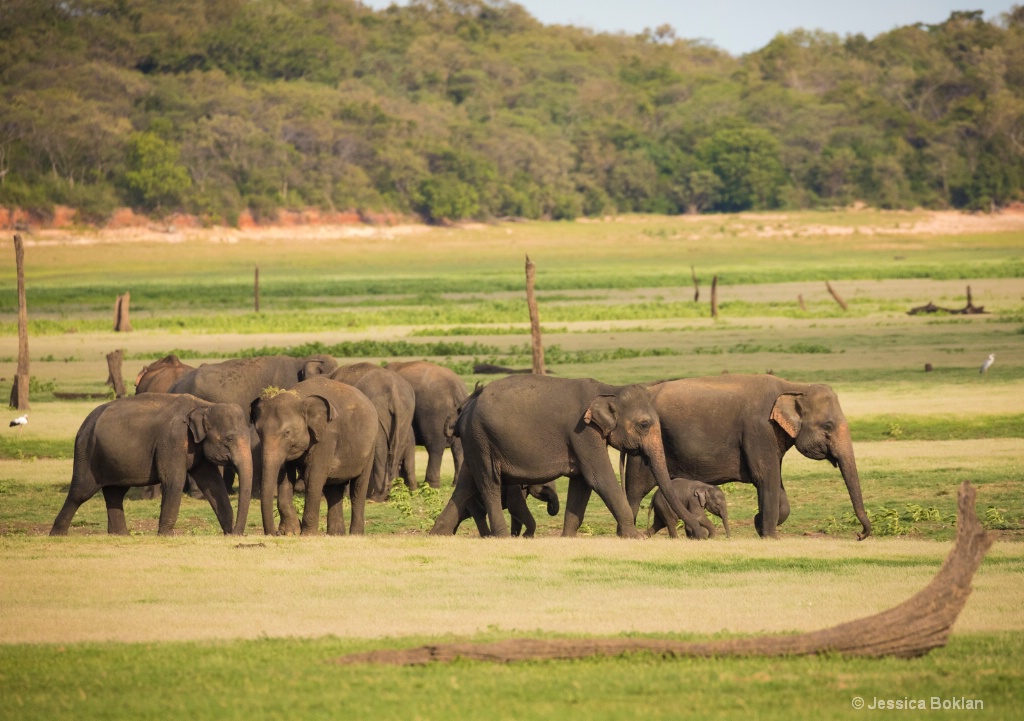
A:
[[386, 402, 399, 481]]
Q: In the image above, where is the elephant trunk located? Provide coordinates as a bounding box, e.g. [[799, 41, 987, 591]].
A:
[[719, 505, 731, 538], [231, 442, 253, 535], [835, 423, 871, 540], [641, 426, 709, 539], [261, 446, 286, 535]]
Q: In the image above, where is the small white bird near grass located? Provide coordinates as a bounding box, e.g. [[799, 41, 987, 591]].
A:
[[979, 353, 995, 374], [9, 415, 28, 427]]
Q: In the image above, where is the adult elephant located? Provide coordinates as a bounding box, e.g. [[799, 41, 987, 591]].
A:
[[50, 394, 253, 536], [430, 375, 708, 539], [252, 378, 378, 536], [331, 363, 417, 501], [385, 360, 467, 489], [134, 354, 195, 394], [623, 375, 871, 540]]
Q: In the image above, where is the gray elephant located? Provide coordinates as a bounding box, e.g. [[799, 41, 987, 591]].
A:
[[623, 375, 871, 539], [385, 360, 467, 489], [134, 354, 195, 394], [648, 478, 730, 538], [430, 375, 708, 539], [508, 483, 560, 537], [331, 363, 417, 502], [252, 377, 378, 536], [50, 394, 253, 536]]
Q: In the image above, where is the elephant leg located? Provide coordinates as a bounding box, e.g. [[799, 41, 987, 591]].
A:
[[562, 476, 592, 537], [506, 486, 537, 538], [624, 454, 658, 523], [465, 493, 491, 537], [650, 491, 677, 538], [689, 512, 716, 539], [430, 465, 478, 535], [754, 482, 781, 538], [400, 436, 418, 491], [449, 438, 464, 487], [367, 433, 390, 503], [50, 474, 101, 536], [277, 475, 300, 536], [300, 468, 327, 536], [576, 449, 644, 539], [422, 435, 445, 489], [348, 462, 372, 536], [192, 461, 235, 535], [157, 475, 188, 535], [102, 485, 130, 535], [324, 484, 347, 536], [778, 483, 791, 526]]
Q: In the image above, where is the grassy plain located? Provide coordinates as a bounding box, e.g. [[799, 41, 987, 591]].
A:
[[1, 208, 1023, 719]]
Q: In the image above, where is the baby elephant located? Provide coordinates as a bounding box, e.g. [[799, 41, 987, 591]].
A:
[[649, 478, 730, 539], [50, 394, 254, 536]]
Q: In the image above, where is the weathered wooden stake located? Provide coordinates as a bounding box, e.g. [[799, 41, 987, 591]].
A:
[[710, 275, 719, 319], [525, 254, 545, 375], [254, 266, 260, 313], [114, 291, 133, 332], [106, 349, 127, 398], [798, 294, 807, 312], [825, 281, 848, 311], [690, 265, 700, 302], [9, 234, 30, 410]]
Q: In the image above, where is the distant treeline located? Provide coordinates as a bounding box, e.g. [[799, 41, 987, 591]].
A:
[[1, 0, 1022, 224]]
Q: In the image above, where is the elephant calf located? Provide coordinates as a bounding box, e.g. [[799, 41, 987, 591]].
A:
[[50, 394, 254, 536], [648, 478, 730, 539]]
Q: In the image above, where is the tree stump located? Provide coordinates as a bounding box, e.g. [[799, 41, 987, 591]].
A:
[[826, 281, 848, 311], [525, 255, 546, 375], [690, 265, 700, 302], [106, 350, 127, 398], [798, 294, 807, 312], [114, 292, 133, 332], [710, 275, 719, 318], [9, 234, 30, 410]]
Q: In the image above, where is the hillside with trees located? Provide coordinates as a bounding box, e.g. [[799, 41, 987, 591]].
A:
[[1, 0, 1022, 224]]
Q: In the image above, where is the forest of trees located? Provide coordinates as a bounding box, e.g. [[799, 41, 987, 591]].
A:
[[1, 0, 1022, 225]]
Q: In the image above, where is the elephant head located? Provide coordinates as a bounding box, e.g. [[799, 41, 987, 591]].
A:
[[301, 354, 339, 381], [694, 483, 730, 538], [187, 402, 253, 535], [586, 384, 709, 538], [252, 390, 337, 534], [771, 385, 871, 539]]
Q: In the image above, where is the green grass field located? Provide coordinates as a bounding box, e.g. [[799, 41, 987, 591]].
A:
[[1, 209, 1023, 719]]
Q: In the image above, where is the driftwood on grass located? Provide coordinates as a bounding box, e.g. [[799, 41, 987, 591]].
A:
[[825, 281, 848, 311], [473, 364, 534, 375], [334, 481, 992, 666], [908, 286, 988, 315]]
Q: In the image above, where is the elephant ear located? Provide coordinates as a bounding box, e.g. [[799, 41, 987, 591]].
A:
[[770, 393, 803, 438], [303, 395, 338, 442], [187, 407, 208, 443], [583, 395, 618, 437], [694, 487, 709, 508]]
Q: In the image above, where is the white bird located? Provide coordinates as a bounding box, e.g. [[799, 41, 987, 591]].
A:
[[979, 353, 995, 374], [9, 415, 27, 427]]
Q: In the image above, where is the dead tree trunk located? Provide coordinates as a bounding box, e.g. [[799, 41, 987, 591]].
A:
[[690, 266, 700, 302], [525, 254, 545, 375], [106, 350, 127, 398], [9, 234, 29, 410], [254, 266, 260, 313], [334, 481, 993, 666], [113, 292, 133, 332], [825, 281, 848, 311], [710, 275, 718, 319]]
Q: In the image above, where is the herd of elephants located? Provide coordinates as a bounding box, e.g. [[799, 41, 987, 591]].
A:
[[49, 352, 872, 541]]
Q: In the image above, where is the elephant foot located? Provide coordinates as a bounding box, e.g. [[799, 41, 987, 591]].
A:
[[617, 526, 647, 540], [278, 518, 301, 536]]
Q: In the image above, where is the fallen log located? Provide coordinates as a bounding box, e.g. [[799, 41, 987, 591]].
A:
[[334, 481, 992, 666], [908, 285, 988, 315]]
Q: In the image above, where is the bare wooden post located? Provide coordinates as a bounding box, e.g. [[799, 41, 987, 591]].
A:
[[106, 349, 127, 398], [825, 281, 848, 311], [254, 266, 260, 313], [525, 254, 545, 375], [9, 234, 29, 410], [114, 291, 133, 332], [710, 275, 719, 319], [690, 265, 700, 302], [798, 294, 807, 312]]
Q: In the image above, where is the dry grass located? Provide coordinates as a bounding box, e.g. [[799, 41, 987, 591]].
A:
[[1, 534, 1020, 645]]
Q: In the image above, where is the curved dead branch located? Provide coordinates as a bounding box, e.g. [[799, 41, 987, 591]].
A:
[[334, 481, 992, 666]]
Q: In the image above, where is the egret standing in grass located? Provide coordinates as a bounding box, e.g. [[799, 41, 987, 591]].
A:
[[979, 353, 995, 374]]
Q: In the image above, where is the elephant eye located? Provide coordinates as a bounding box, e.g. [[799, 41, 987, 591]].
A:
[[636, 420, 651, 434], [821, 421, 835, 433]]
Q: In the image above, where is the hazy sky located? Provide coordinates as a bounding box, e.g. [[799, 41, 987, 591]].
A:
[[359, 1, 1019, 55]]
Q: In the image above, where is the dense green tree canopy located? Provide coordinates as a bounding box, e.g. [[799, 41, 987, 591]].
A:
[[0, 0, 1021, 223]]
